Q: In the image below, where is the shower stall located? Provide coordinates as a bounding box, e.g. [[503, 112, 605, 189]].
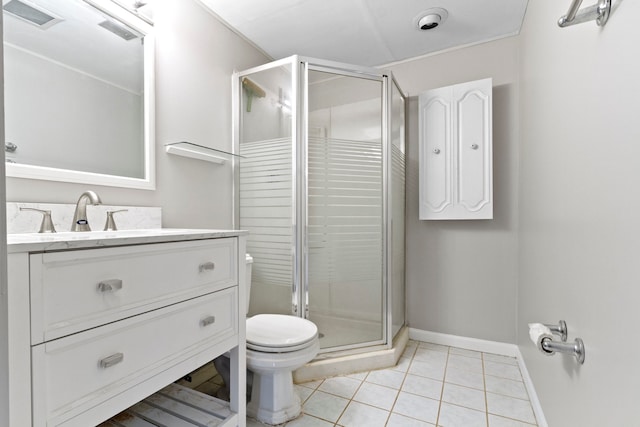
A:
[[233, 56, 406, 354]]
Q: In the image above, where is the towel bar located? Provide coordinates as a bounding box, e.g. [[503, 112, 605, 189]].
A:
[[558, 0, 611, 27]]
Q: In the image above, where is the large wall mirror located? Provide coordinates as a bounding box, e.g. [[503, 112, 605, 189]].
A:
[[3, 0, 155, 189]]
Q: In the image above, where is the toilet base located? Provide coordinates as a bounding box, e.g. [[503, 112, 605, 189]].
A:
[[247, 370, 301, 425]]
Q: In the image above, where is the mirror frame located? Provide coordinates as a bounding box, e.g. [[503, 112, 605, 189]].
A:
[[5, 0, 156, 190]]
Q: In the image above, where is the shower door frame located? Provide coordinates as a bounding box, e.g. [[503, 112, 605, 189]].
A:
[[300, 58, 390, 353], [233, 56, 405, 354]]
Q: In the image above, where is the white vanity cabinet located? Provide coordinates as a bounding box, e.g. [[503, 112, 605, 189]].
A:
[[3, 230, 247, 427], [418, 78, 493, 220]]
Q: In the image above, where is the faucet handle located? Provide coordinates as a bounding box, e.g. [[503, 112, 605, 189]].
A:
[[104, 209, 128, 231], [20, 207, 56, 233]]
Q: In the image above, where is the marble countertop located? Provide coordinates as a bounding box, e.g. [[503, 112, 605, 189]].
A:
[[7, 228, 248, 253]]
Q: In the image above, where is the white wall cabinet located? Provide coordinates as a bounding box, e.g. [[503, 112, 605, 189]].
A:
[[419, 78, 493, 220]]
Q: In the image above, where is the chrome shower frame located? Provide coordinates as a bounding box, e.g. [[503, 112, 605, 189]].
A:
[[233, 56, 406, 354]]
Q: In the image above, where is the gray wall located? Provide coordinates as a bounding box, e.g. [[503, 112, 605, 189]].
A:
[[388, 37, 520, 343], [517, 1, 639, 425], [5, 0, 269, 229]]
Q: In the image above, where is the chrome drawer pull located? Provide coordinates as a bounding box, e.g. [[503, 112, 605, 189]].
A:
[[99, 352, 124, 368], [199, 262, 215, 272], [200, 316, 216, 327], [97, 279, 123, 292]]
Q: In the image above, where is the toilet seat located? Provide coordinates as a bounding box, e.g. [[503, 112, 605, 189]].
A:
[[247, 314, 318, 353]]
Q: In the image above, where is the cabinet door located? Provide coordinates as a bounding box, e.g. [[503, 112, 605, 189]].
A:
[[419, 78, 492, 220], [419, 86, 453, 218], [454, 79, 492, 219]]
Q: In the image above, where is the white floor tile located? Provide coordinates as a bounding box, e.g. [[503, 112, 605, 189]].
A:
[[403, 344, 418, 358], [414, 348, 449, 364], [450, 347, 482, 359], [418, 342, 450, 353], [486, 393, 537, 425], [302, 390, 349, 423], [298, 379, 323, 390], [318, 376, 362, 399], [387, 412, 436, 427], [295, 384, 315, 403], [408, 358, 447, 381], [483, 353, 519, 366], [445, 366, 485, 390], [353, 381, 399, 411], [392, 391, 439, 424], [346, 371, 368, 381], [391, 356, 412, 373], [246, 417, 267, 427], [366, 368, 406, 389], [401, 374, 443, 400], [487, 414, 537, 427], [483, 362, 523, 381], [447, 354, 484, 374], [438, 402, 488, 427], [284, 341, 538, 427], [442, 382, 486, 412], [484, 376, 529, 400], [337, 401, 389, 427], [286, 414, 335, 426]]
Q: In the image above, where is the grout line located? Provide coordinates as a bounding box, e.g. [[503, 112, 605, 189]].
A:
[[434, 345, 451, 426], [482, 352, 490, 427]]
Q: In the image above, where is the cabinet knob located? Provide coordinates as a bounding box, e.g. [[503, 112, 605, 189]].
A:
[[433, 148, 441, 154], [199, 262, 215, 272], [471, 144, 479, 150]]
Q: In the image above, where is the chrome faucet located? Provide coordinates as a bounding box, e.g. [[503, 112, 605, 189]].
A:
[[71, 191, 102, 232]]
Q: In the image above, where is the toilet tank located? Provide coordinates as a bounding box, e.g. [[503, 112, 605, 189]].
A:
[[245, 254, 253, 315]]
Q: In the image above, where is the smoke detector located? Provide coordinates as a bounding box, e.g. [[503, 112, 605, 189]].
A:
[[415, 8, 448, 31]]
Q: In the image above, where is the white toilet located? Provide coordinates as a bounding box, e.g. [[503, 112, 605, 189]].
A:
[[243, 255, 320, 425]]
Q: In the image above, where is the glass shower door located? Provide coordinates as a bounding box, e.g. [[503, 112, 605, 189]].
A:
[[237, 60, 296, 317], [305, 67, 385, 350]]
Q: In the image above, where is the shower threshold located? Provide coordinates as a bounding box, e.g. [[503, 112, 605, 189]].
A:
[[293, 326, 409, 383]]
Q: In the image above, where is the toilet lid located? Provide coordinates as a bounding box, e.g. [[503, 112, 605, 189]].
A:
[[246, 314, 318, 352]]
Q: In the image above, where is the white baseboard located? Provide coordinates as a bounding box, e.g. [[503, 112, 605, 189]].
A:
[[408, 328, 519, 357], [515, 347, 548, 427], [408, 328, 547, 427]]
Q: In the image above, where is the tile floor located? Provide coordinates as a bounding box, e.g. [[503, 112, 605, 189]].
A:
[[190, 340, 539, 427]]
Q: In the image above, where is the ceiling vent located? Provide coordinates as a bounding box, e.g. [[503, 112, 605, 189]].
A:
[[415, 8, 449, 31], [3, 0, 63, 29], [98, 20, 141, 41]]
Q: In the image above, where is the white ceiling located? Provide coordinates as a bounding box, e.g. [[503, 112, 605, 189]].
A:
[[199, 0, 529, 67]]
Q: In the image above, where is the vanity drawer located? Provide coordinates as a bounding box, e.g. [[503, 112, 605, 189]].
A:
[[31, 287, 238, 426], [30, 238, 237, 344]]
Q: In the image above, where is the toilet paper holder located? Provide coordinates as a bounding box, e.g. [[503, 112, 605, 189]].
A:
[[533, 320, 585, 365], [541, 335, 586, 365], [544, 320, 568, 342]]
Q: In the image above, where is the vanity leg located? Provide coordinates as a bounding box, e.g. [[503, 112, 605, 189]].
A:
[[230, 345, 247, 426]]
